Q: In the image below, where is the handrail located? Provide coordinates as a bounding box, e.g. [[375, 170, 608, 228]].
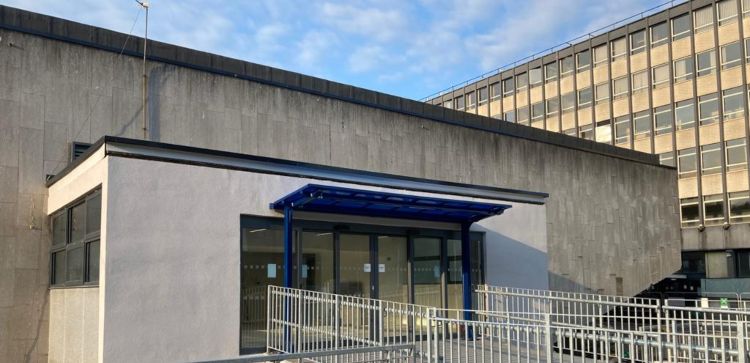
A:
[[192, 343, 415, 363], [420, 0, 686, 102]]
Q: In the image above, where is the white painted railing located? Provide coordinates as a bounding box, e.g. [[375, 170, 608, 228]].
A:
[[266, 285, 750, 362]]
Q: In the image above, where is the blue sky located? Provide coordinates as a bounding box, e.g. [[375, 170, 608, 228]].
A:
[[3, 0, 662, 100]]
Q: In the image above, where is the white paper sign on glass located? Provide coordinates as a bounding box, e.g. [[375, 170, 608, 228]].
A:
[[364, 263, 371, 272], [267, 263, 277, 278], [379, 264, 385, 273]]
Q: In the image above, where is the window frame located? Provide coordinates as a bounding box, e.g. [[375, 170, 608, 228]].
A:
[[544, 62, 558, 83], [576, 50, 591, 72], [593, 44, 608, 65], [614, 116, 631, 144], [729, 191, 750, 222], [502, 78, 514, 96], [50, 189, 101, 287], [671, 13, 692, 40], [721, 41, 742, 70], [545, 97, 559, 116], [678, 147, 698, 176], [610, 37, 627, 60], [651, 63, 670, 88], [630, 29, 647, 55], [696, 49, 716, 77], [722, 86, 745, 120], [680, 197, 701, 227], [612, 76, 629, 99], [632, 70, 648, 92], [560, 56, 574, 76], [717, 0, 739, 26], [529, 67, 543, 87], [478, 87, 488, 105], [726, 138, 748, 170], [595, 82, 609, 104], [673, 56, 694, 82], [577, 87, 592, 107], [531, 101, 545, 121], [653, 105, 673, 135], [675, 100, 696, 129], [490, 82, 501, 100], [701, 142, 723, 174], [703, 194, 725, 225], [633, 111, 651, 136], [698, 93, 720, 126], [694, 6, 714, 33], [650, 22, 669, 48]]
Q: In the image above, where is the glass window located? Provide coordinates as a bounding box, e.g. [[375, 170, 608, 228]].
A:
[[563, 128, 577, 137], [675, 100, 696, 129], [443, 100, 452, 109], [596, 119, 612, 144], [746, 38, 750, 61], [721, 41, 742, 69], [516, 73, 528, 90], [502, 77, 514, 96], [517, 106, 529, 125], [560, 56, 574, 75], [503, 110, 515, 122], [717, 0, 738, 25], [300, 231, 335, 292], [672, 13, 691, 40], [729, 192, 750, 222], [52, 251, 65, 285], [723, 86, 744, 120], [545, 62, 558, 82], [577, 87, 592, 107], [86, 240, 100, 283], [478, 87, 488, 104], [701, 142, 722, 173], [680, 197, 700, 227], [654, 105, 673, 135], [531, 102, 544, 120], [696, 50, 716, 76], [490, 82, 501, 99], [613, 76, 629, 98], [546, 97, 559, 116], [595, 82, 609, 104], [615, 116, 631, 144], [576, 50, 590, 71], [673, 57, 694, 82], [745, 0, 750, 17], [652, 63, 669, 88], [52, 212, 67, 246], [681, 251, 706, 275], [611, 37, 627, 59], [726, 138, 747, 169], [593, 44, 608, 65], [651, 22, 669, 47], [70, 202, 85, 243], [66, 247, 84, 283], [678, 147, 698, 175], [413, 237, 442, 307], [630, 30, 646, 54], [659, 151, 676, 167], [562, 92, 575, 111], [706, 251, 729, 277], [529, 67, 542, 86], [467, 92, 476, 107], [699, 93, 719, 125], [454, 96, 465, 110], [86, 193, 101, 235], [633, 111, 651, 135], [694, 6, 714, 33], [579, 124, 594, 140], [704, 194, 725, 225], [632, 70, 648, 92]]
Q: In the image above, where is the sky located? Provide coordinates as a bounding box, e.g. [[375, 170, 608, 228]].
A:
[[2, 0, 666, 100]]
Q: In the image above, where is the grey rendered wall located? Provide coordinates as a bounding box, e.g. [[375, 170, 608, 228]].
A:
[[0, 25, 679, 361], [102, 156, 540, 362]]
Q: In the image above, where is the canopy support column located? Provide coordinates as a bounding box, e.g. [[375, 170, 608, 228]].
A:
[[461, 221, 472, 321], [283, 206, 293, 288]]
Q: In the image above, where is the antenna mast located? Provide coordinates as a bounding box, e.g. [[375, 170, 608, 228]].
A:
[[136, 0, 149, 139]]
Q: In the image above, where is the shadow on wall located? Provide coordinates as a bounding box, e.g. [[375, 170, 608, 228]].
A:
[[475, 226, 550, 291]]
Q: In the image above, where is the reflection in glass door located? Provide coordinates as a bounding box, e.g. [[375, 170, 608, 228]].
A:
[[412, 237, 442, 308], [377, 236, 408, 304], [339, 234, 371, 298], [300, 232, 334, 292]]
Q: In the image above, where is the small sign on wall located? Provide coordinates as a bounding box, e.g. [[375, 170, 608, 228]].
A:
[[267, 263, 277, 278], [364, 263, 371, 272], [378, 264, 385, 273]]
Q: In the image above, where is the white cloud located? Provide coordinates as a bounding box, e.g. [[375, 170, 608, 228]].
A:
[[319, 2, 408, 42]]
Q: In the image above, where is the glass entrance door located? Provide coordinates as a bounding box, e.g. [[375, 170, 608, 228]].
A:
[[339, 234, 372, 298], [412, 237, 443, 308], [376, 236, 408, 304]]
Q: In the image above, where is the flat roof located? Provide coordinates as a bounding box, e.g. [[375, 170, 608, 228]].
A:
[[47, 136, 549, 205], [0, 4, 661, 167]]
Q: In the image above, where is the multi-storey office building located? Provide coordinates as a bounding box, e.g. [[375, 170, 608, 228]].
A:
[[427, 0, 750, 290]]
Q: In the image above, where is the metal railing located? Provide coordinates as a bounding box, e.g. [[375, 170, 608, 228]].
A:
[[194, 344, 415, 363], [261, 284, 750, 362]]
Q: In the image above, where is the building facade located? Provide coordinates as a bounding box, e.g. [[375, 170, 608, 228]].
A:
[[427, 0, 750, 289], [0, 4, 680, 362]]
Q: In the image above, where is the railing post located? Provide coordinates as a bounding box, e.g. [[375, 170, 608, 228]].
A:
[[296, 289, 302, 353], [426, 308, 432, 363], [545, 313, 553, 362], [739, 321, 747, 363], [334, 295, 340, 363], [378, 301, 384, 361]]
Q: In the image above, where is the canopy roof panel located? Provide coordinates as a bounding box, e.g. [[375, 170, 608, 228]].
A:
[[270, 184, 512, 223]]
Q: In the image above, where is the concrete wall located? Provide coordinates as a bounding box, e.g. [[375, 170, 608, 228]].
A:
[[48, 288, 98, 363], [0, 13, 679, 361], [101, 156, 547, 362]]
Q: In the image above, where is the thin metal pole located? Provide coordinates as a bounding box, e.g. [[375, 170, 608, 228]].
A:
[[139, 1, 149, 140]]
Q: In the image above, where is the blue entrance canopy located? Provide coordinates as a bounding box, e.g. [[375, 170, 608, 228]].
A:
[[269, 184, 512, 223]]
